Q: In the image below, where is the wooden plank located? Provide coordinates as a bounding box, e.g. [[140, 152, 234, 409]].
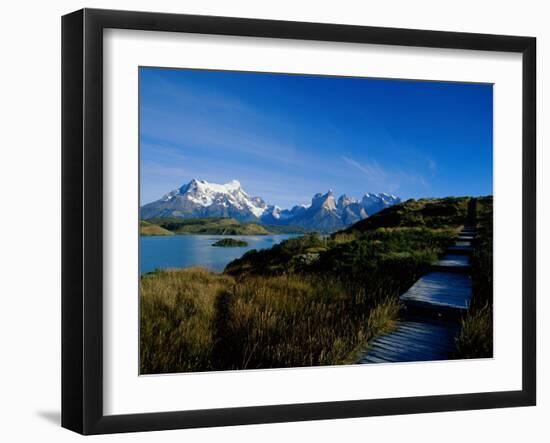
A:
[[394, 325, 458, 346], [438, 254, 470, 264], [431, 264, 470, 274], [363, 346, 445, 364], [400, 271, 472, 310], [372, 336, 448, 359], [385, 333, 455, 354], [360, 316, 460, 363], [404, 300, 466, 310], [396, 322, 457, 338], [435, 254, 470, 267], [362, 342, 451, 363], [397, 321, 459, 337], [370, 343, 441, 361], [367, 348, 401, 361], [404, 290, 469, 301], [447, 245, 473, 255], [373, 335, 438, 354], [360, 355, 388, 364], [455, 240, 471, 247], [389, 325, 452, 340], [365, 345, 445, 363], [390, 329, 457, 351], [408, 273, 472, 288]]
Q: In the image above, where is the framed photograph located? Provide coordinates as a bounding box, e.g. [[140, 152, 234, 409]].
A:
[[61, 8, 536, 435]]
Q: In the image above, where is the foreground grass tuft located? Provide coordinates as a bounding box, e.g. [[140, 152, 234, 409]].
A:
[[455, 196, 493, 359], [140, 268, 233, 374], [456, 302, 492, 358]]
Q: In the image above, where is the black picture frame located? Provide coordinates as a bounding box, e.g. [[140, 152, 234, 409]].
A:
[[62, 8, 536, 435]]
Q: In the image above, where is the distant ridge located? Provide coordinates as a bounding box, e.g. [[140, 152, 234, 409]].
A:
[[140, 179, 401, 231]]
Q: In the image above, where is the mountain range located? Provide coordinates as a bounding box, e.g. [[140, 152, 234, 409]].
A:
[[140, 179, 401, 231]]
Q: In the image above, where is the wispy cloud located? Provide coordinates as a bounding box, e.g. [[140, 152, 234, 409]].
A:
[[427, 158, 437, 175], [141, 107, 310, 169], [341, 156, 389, 184], [341, 155, 429, 194]]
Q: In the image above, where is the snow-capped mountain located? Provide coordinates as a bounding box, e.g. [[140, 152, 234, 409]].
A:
[[362, 192, 401, 216], [140, 179, 401, 231], [140, 179, 268, 221], [277, 190, 400, 231]]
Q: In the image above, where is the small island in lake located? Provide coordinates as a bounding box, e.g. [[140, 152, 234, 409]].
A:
[[212, 238, 248, 247]]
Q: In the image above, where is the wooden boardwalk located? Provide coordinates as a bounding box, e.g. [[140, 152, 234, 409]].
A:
[[359, 319, 460, 363], [400, 271, 472, 310], [435, 254, 470, 268], [359, 201, 478, 364]]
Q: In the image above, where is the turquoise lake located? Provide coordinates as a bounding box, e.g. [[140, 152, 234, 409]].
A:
[[140, 234, 300, 274]]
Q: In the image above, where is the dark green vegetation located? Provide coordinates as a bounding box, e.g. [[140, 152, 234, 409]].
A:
[[139, 220, 174, 236], [344, 196, 470, 231], [142, 217, 270, 235], [212, 238, 248, 247], [261, 224, 315, 234], [140, 197, 492, 374], [456, 196, 493, 358], [226, 197, 468, 279]]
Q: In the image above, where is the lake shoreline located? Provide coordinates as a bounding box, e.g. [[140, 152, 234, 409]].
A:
[[140, 233, 301, 274]]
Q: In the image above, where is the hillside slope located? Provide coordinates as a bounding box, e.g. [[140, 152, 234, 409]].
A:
[[139, 220, 174, 236], [225, 197, 470, 277], [144, 217, 270, 235]]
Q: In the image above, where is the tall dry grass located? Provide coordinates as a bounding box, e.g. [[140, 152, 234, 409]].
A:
[[140, 269, 401, 373], [140, 268, 233, 374], [213, 275, 401, 370]]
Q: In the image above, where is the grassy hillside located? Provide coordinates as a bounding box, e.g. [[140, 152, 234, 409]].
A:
[[344, 196, 469, 232], [140, 196, 489, 373], [225, 197, 467, 278], [261, 224, 314, 234], [139, 220, 174, 236], [143, 217, 270, 235]]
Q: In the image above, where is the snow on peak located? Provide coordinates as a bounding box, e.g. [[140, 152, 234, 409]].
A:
[[163, 178, 267, 218], [188, 178, 242, 194], [151, 179, 400, 226]]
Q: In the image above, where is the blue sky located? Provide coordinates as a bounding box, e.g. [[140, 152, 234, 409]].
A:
[[140, 67, 493, 207]]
